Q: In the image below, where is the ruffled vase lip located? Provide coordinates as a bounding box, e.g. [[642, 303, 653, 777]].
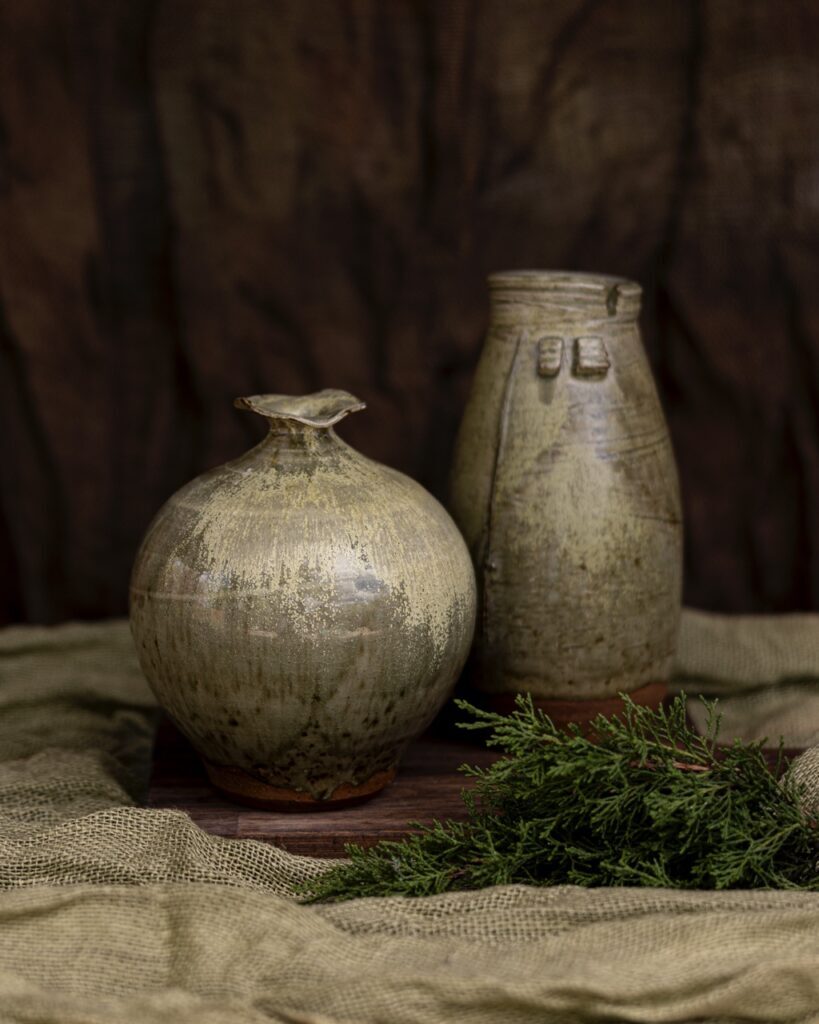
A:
[[235, 389, 366, 428]]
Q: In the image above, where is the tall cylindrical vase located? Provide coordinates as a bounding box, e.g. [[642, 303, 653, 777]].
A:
[[450, 271, 682, 721]]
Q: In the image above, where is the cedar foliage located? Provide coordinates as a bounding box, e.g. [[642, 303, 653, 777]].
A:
[[307, 695, 819, 901]]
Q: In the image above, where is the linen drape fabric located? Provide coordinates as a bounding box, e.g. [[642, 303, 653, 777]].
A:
[[1, 616, 818, 1023]]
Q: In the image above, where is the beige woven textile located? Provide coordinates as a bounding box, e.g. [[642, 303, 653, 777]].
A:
[[1, 615, 819, 1024], [674, 609, 819, 748]]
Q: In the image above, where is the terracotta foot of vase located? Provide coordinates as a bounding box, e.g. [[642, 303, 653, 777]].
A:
[[204, 761, 397, 812], [485, 680, 668, 735]]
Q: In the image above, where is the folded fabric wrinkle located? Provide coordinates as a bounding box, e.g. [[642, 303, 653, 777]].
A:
[[0, 615, 819, 1021]]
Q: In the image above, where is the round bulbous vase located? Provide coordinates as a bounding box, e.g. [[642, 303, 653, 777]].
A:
[[450, 271, 682, 725], [130, 390, 477, 809]]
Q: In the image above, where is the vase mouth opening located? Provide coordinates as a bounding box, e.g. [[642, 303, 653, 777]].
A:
[[235, 389, 366, 429], [488, 270, 641, 317]]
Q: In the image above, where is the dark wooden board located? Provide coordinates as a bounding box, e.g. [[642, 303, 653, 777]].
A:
[[148, 717, 498, 858], [147, 715, 801, 859]]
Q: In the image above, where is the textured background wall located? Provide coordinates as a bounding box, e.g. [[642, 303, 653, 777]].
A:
[[1, 0, 818, 623]]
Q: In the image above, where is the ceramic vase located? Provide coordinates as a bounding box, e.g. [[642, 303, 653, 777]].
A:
[[450, 271, 682, 721], [130, 390, 477, 808]]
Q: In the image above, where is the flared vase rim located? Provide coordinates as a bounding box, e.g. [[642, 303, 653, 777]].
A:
[[235, 389, 366, 429]]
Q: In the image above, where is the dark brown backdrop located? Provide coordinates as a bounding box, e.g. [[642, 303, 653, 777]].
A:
[[1, 0, 818, 624]]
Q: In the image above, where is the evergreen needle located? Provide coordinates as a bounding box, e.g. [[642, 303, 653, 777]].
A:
[[304, 694, 819, 901]]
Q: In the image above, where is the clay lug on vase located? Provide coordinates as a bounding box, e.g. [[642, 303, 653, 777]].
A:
[[130, 389, 477, 809], [450, 271, 683, 722]]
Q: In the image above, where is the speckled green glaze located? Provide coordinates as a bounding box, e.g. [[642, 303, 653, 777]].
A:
[[130, 390, 477, 801], [450, 272, 682, 700]]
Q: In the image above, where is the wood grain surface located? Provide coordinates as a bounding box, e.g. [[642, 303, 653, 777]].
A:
[[148, 717, 498, 857], [148, 713, 800, 858], [2, 2, 819, 625]]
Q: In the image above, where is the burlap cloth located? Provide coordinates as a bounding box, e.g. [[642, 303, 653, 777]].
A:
[[1, 615, 819, 1023]]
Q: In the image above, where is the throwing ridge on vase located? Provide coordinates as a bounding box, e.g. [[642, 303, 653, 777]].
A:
[[130, 389, 477, 809]]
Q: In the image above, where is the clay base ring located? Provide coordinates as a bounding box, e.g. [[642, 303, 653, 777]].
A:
[[485, 680, 668, 735], [203, 761, 397, 812]]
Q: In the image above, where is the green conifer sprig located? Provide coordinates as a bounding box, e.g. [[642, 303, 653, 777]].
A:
[[305, 694, 819, 901]]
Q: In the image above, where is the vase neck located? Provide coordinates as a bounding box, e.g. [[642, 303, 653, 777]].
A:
[[259, 421, 344, 454], [234, 389, 365, 462]]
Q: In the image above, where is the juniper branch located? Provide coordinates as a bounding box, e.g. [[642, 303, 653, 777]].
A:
[[304, 693, 819, 902]]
